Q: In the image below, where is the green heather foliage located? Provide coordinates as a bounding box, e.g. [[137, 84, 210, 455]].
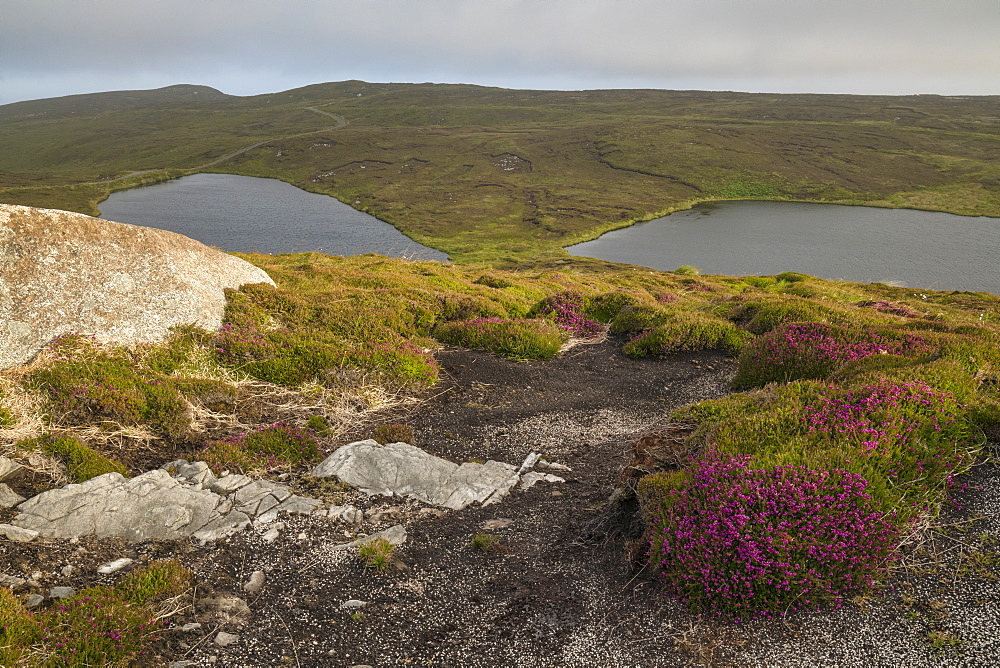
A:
[[20, 433, 126, 482], [585, 291, 641, 323], [201, 422, 321, 474], [624, 315, 751, 357], [116, 560, 192, 605], [435, 318, 564, 360], [609, 305, 673, 335]]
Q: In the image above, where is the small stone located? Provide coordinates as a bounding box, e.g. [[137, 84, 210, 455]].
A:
[[0, 574, 26, 588], [261, 528, 280, 543], [49, 586, 75, 599], [180, 622, 202, 632], [297, 532, 307, 540], [60, 565, 74, 577], [214, 631, 240, 647], [550, 490, 564, 497], [243, 570, 265, 595], [0, 483, 26, 508], [481, 518, 513, 530], [168, 661, 194, 668], [0, 524, 38, 542], [339, 599, 368, 609], [97, 557, 133, 574], [207, 655, 218, 664], [29, 571, 42, 582], [23, 594, 44, 608]]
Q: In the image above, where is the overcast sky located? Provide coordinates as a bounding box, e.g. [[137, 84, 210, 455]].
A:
[[2, 0, 998, 105]]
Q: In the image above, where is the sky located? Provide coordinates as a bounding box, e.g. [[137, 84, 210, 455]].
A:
[[2, 0, 998, 105]]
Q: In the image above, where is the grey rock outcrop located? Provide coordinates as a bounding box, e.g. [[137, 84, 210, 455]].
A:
[[312, 440, 562, 510], [0, 456, 22, 480], [0, 203, 274, 369], [12, 460, 326, 542]]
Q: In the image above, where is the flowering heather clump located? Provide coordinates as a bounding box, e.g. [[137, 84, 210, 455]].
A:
[[656, 291, 679, 304], [647, 450, 898, 619], [803, 381, 974, 495], [734, 322, 935, 388], [623, 317, 751, 357], [28, 589, 164, 665], [857, 300, 921, 318], [201, 422, 321, 474], [534, 292, 603, 338], [434, 317, 564, 360]]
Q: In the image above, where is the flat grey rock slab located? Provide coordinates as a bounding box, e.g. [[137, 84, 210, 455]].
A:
[[11, 460, 329, 543], [313, 440, 536, 510], [0, 523, 38, 542], [0, 483, 26, 508]]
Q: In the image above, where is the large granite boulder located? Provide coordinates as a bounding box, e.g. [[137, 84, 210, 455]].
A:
[[0, 203, 274, 369]]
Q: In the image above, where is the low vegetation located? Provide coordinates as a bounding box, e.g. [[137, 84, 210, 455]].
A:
[[0, 560, 190, 666], [0, 251, 998, 641]]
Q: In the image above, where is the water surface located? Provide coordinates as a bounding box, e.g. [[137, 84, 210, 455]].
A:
[[567, 201, 1000, 294], [99, 173, 448, 261]]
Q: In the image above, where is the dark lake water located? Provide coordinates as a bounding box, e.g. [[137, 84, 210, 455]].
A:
[[99, 173, 449, 261], [567, 200, 1000, 294]]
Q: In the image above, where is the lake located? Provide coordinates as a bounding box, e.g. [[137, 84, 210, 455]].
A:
[[99, 173, 449, 261], [567, 200, 1000, 294]]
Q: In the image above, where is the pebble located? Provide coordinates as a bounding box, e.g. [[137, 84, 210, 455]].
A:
[[23, 594, 44, 608], [261, 527, 280, 543], [243, 570, 266, 594], [97, 557, 133, 574], [340, 599, 369, 609], [60, 565, 74, 577], [0, 523, 38, 542], [180, 622, 202, 632], [214, 631, 240, 647]]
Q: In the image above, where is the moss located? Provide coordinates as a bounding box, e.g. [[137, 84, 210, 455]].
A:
[[372, 423, 415, 445]]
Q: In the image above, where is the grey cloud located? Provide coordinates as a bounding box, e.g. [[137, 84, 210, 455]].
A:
[[1, 0, 998, 103]]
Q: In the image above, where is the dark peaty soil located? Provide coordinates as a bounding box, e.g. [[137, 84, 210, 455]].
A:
[[168, 340, 739, 667]]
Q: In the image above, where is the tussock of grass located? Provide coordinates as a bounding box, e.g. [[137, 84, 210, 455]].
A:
[[200, 422, 321, 475], [358, 538, 396, 570]]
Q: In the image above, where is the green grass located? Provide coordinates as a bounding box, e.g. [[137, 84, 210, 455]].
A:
[[358, 538, 396, 570], [1, 82, 998, 264]]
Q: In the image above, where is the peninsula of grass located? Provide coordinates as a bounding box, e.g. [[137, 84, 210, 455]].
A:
[[1, 82, 998, 264]]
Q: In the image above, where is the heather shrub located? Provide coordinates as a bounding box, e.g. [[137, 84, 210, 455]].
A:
[[372, 423, 415, 444], [342, 341, 440, 386], [673, 265, 700, 276], [434, 317, 564, 360], [733, 322, 935, 388], [531, 292, 603, 338], [857, 300, 921, 318], [0, 587, 37, 666], [435, 293, 504, 322], [31, 588, 163, 666], [609, 305, 672, 335], [31, 335, 194, 438], [201, 422, 320, 474], [646, 450, 898, 618], [473, 273, 515, 289], [585, 291, 641, 323], [729, 299, 837, 335], [624, 316, 751, 357], [20, 434, 126, 482]]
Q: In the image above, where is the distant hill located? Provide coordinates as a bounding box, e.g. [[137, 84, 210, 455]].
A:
[[0, 84, 232, 121]]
